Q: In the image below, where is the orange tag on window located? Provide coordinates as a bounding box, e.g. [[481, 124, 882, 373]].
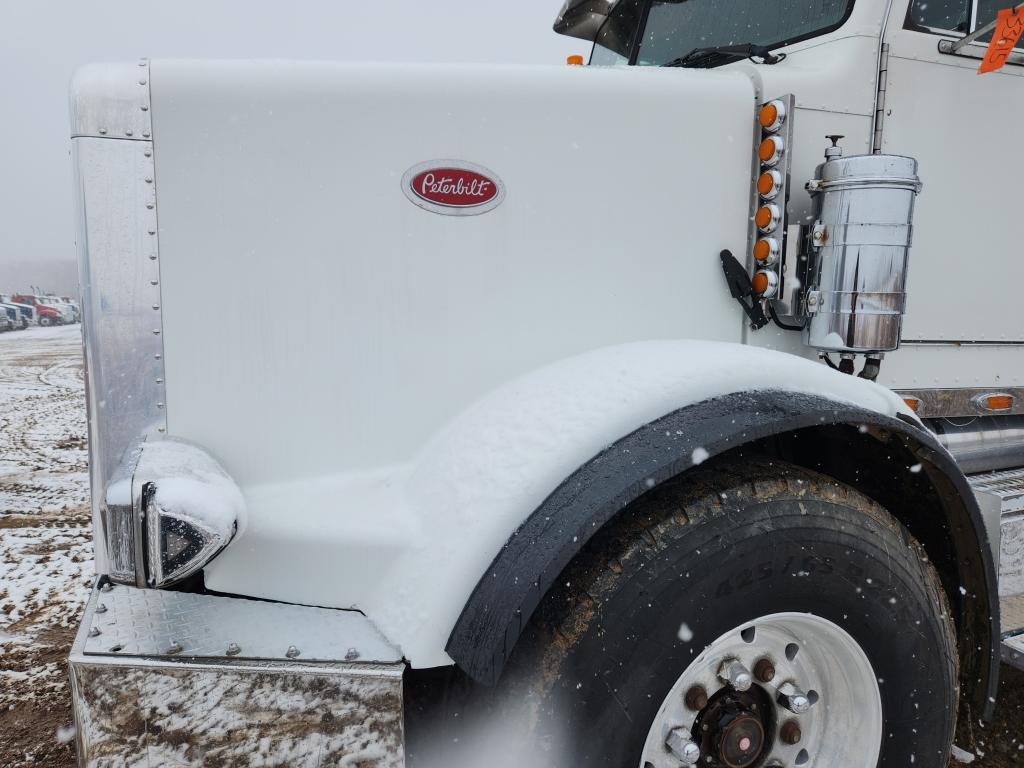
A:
[[979, 7, 1024, 74]]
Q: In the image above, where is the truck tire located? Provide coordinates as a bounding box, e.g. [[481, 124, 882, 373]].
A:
[[38, 316, 52, 327], [505, 460, 959, 768]]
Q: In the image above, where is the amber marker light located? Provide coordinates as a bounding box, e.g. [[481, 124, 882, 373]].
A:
[[757, 170, 783, 200], [974, 393, 1014, 412], [755, 204, 781, 233], [902, 397, 921, 413], [758, 136, 784, 167], [753, 238, 780, 265], [567, 55, 585, 65], [758, 100, 787, 132], [751, 270, 778, 298]]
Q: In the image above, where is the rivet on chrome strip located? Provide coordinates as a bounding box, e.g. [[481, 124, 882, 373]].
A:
[[226, 643, 241, 656], [345, 648, 361, 661], [166, 641, 183, 655], [88, 627, 101, 637], [286, 646, 301, 659]]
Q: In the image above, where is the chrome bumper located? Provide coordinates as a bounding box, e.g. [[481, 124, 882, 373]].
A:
[[69, 583, 405, 767]]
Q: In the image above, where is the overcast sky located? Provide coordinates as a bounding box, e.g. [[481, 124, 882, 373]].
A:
[[0, 1, 585, 283]]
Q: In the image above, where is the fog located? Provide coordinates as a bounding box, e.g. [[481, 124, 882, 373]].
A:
[[0, 0, 586, 295]]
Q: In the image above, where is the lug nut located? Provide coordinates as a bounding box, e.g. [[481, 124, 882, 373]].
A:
[[778, 682, 812, 714], [754, 658, 776, 683], [666, 728, 701, 765], [780, 720, 802, 745], [718, 659, 753, 692], [685, 685, 709, 711]]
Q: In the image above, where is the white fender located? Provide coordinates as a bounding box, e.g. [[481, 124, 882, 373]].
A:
[[204, 340, 915, 667]]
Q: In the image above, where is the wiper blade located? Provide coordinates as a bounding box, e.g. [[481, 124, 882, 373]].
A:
[[662, 43, 785, 68]]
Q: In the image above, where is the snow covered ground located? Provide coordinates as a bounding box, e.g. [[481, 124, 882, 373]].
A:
[[0, 325, 91, 766]]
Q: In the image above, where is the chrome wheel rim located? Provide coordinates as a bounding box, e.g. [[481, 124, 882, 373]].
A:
[[639, 612, 882, 768]]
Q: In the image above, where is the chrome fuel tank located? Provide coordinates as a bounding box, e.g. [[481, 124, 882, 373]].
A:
[[804, 154, 922, 354]]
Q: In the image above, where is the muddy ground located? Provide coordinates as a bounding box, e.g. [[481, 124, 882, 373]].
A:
[[0, 325, 91, 767], [0, 324, 1020, 766]]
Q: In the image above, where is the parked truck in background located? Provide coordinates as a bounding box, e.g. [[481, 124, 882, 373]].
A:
[[67, 0, 1024, 765], [0, 295, 36, 327], [0, 301, 27, 331], [10, 294, 66, 326], [37, 295, 78, 323]]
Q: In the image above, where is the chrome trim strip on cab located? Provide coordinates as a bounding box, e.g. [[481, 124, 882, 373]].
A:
[[898, 387, 1024, 418]]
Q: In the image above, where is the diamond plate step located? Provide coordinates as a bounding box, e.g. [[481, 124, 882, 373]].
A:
[[82, 582, 401, 662], [970, 468, 1024, 598], [70, 583, 405, 766], [971, 467, 1024, 513], [1004, 631, 1024, 670]]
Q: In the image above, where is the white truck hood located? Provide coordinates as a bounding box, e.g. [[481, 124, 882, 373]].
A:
[[151, 61, 759, 487]]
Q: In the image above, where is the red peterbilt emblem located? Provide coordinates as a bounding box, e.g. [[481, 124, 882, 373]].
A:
[[401, 160, 505, 216]]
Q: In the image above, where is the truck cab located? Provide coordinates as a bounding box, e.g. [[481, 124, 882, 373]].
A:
[[66, 1, 1022, 766]]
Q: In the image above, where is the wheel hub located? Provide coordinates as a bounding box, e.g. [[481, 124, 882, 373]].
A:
[[696, 686, 773, 768], [718, 715, 763, 768], [639, 613, 882, 768]]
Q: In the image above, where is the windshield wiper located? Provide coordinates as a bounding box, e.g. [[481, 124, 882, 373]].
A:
[[662, 43, 785, 68]]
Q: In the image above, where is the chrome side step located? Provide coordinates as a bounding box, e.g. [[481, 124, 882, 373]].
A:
[[970, 467, 1024, 598], [970, 468, 1024, 671], [69, 583, 406, 767]]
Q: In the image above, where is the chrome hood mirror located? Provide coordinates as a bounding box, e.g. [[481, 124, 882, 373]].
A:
[[103, 437, 245, 588]]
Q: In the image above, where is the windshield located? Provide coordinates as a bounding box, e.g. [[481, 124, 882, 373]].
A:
[[593, 0, 855, 66]]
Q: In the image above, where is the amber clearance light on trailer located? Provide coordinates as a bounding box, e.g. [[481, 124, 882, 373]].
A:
[[758, 99, 787, 133], [567, 55, 585, 66]]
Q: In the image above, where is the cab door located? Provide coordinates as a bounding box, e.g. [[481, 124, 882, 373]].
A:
[[882, 0, 1024, 342]]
